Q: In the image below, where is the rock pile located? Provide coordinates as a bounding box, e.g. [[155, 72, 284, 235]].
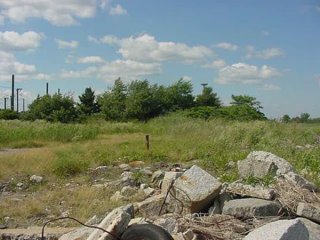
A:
[[2, 151, 320, 240]]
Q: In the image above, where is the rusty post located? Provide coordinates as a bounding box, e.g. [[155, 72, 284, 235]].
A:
[[146, 134, 150, 150]]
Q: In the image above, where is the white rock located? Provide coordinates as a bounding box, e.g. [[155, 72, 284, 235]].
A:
[[244, 219, 309, 240], [30, 175, 43, 183]]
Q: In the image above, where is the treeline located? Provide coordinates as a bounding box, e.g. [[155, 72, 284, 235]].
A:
[[0, 78, 267, 123], [281, 113, 320, 123]]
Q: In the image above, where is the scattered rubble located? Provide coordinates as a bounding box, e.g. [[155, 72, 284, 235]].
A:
[[2, 151, 320, 240]]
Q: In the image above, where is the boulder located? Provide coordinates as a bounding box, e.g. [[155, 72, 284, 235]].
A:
[[238, 151, 316, 190], [298, 217, 320, 240], [161, 172, 183, 195], [238, 151, 293, 178], [296, 202, 320, 224], [151, 170, 165, 187], [59, 227, 93, 240], [110, 191, 126, 202], [137, 194, 165, 219], [170, 165, 222, 213], [87, 205, 132, 240], [243, 219, 309, 240], [121, 171, 135, 186], [222, 198, 281, 218], [121, 186, 137, 197], [90, 166, 108, 177], [154, 217, 178, 234]]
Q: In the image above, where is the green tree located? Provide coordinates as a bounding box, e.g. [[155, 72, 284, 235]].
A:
[[125, 80, 165, 121], [100, 78, 127, 121], [281, 114, 291, 123], [78, 87, 100, 116], [196, 86, 221, 107], [22, 94, 78, 123], [225, 95, 266, 120], [0, 109, 19, 120], [231, 95, 263, 111], [300, 113, 310, 123], [166, 78, 194, 110]]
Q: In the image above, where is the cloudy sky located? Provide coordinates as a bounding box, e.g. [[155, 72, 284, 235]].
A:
[[0, 0, 319, 118]]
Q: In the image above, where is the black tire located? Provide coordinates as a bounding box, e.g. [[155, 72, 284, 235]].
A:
[[121, 223, 174, 240]]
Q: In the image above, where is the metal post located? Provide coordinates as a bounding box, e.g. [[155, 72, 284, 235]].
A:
[[16, 88, 22, 113], [58, 88, 60, 95], [46, 82, 49, 95], [4, 97, 8, 110], [11, 75, 14, 110], [145, 135, 150, 150], [23, 98, 25, 112]]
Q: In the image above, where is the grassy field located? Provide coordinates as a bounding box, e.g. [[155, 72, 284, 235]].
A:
[[0, 115, 320, 226]]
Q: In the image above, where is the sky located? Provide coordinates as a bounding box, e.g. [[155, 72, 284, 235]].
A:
[[0, 0, 319, 118]]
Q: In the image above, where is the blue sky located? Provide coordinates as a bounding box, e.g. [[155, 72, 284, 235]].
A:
[[0, 0, 319, 118]]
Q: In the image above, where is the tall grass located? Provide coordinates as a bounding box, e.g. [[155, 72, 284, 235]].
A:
[[0, 120, 99, 148]]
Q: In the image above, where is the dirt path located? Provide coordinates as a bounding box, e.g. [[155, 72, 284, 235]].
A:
[[0, 227, 75, 235], [0, 148, 31, 156]]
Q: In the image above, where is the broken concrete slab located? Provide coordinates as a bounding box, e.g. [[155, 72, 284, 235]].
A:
[[297, 202, 320, 224], [161, 172, 183, 195], [137, 194, 165, 219], [170, 165, 222, 213], [227, 182, 276, 200], [87, 205, 132, 240], [243, 219, 309, 240], [222, 198, 281, 218]]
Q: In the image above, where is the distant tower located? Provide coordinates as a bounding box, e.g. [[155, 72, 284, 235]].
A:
[[201, 83, 208, 93]]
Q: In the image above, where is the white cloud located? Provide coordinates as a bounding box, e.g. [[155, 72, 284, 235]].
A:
[[261, 84, 280, 91], [100, 34, 213, 63], [215, 42, 238, 51], [0, 31, 43, 52], [78, 56, 105, 64], [61, 59, 161, 82], [0, 51, 50, 82], [0, 0, 126, 26], [215, 62, 280, 85], [261, 30, 270, 36], [55, 39, 78, 49], [246, 46, 284, 59], [203, 59, 227, 69], [88, 35, 99, 44], [109, 4, 127, 15], [182, 76, 192, 81]]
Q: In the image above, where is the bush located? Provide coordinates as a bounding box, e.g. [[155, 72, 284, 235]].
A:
[[0, 110, 19, 120]]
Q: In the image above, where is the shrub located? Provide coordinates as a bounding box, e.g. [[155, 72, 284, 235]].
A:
[[0, 110, 19, 120]]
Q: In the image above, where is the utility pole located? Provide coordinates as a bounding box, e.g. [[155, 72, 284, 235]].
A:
[[16, 88, 22, 113], [4, 97, 8, 110], [46, 82, 49, 95], [23, 98, 25, 112], [58, 88, 60, 95], [11, 75, 14, 110]]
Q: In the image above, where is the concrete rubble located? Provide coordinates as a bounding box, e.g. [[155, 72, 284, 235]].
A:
[[3, 152, 320, 240]]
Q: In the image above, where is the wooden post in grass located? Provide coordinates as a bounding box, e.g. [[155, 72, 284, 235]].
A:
[[146, 135, 150, 150]]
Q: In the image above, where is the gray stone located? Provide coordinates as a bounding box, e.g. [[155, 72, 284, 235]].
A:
[[143, 187, 155, 197], [119, 163, 131, 171], [297, 202, 320, 224], [29, 175, 43, 183], [16, 182, 23, 187], [87, 206, 131, 240], [137, 194, 165, 218], [0, 224, 6, 229], [154, 217, 178, 234], [151, 170, 165, 186], [121, 171, 135, 186], [238, 151, 315, 191], [298, 217, 320, 240], [222, 198, 281, 218], [284, 172, 317, 191], [161, 172, 183, 195], [243, 219, 309, 240], [227, 182, 276, 200], [91, 166, 108, 177], [140, 168, 153, 176], [121, 186, 137, 197], [170, 165, 222, 213], [238, 151, 293, 178], [183, 229, 196, 240], [59, 226, 93, 240], [110, 191, 126, 202]]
